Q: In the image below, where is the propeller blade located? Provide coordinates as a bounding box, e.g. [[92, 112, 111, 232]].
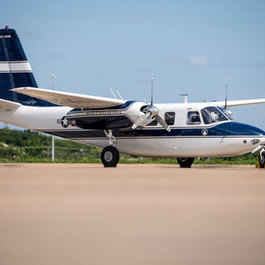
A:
[[132, 113, 151, 129], [154, 114, 171, 132]]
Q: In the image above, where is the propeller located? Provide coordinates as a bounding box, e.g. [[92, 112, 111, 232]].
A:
[[132, 75, 171, 132]]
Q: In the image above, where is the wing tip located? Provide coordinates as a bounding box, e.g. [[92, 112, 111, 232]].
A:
[[10, 87, 34, 92]]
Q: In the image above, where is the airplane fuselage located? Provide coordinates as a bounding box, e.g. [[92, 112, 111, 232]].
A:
[[1, 101, 264, 158]]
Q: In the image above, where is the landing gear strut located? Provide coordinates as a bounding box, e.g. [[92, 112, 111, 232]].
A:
[[259, 149, 265, 168], [104, 130, 117, 146], [177, 157, 194, 168]]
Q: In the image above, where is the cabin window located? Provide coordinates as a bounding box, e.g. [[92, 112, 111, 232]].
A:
[[165, 112, 175, 125], [187, 111, 201, 125], [201, 106, 228, 124]]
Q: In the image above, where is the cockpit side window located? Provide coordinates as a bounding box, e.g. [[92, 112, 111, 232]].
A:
[[187, 111, 201, 125], [201, 107, 228, 124], [165, 112, 175, 125]]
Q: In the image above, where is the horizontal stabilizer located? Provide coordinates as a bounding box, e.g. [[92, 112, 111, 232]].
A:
[[214, 99, 265, 108], [0, 98, 21, 109], [11, 87, 126, 109]]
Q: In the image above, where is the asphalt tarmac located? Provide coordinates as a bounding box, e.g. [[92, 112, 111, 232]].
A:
[[0, 163, 265, 265]]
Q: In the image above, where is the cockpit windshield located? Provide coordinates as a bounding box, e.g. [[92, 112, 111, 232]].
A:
[[201, 107, 228, 124], [218, 107, 233, 120]]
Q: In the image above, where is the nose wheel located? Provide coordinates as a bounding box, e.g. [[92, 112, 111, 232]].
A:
[[177, 157, 194, 168], [101, 146, 120, 167], [259, 149, 265, 168]]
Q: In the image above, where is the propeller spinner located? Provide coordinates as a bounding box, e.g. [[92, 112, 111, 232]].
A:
[[132, 75, 171, 132]]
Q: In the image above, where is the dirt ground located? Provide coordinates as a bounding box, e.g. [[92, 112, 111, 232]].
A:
[[0, 163, 265, 265]]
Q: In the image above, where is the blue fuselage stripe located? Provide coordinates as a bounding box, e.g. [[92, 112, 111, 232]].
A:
[[43, 122, 265, 139]]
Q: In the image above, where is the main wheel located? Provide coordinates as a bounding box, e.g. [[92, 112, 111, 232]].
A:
[[259, 151, 265, 168], [101, 146, 120, 167], [177, 157, 194, 168]]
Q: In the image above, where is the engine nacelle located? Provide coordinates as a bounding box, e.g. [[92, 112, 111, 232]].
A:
[[66, 101, 146, 130]]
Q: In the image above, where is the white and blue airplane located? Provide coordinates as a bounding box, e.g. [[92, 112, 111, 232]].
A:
[[1, 26, 265, 168]]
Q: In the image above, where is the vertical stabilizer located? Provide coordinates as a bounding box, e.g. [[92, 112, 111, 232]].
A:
[[0, 26, 54, 106]]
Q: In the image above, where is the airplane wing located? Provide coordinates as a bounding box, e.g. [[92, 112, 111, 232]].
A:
[[0, 98, 21, 110], [11, 87, 126, 109], [213, 99, 265, 108]]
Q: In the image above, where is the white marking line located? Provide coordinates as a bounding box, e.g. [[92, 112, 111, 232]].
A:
[[0, 35, 11, 38], [0, 61, 32, 73]]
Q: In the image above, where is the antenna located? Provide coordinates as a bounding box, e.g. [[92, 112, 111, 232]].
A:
[[52, 74, 56, 90], [116, 90, 123, 100], [225, 77, 228, 109], [151, 74, 154, 105], [179, 93, 188, 103], [109, 88, 117, 99]]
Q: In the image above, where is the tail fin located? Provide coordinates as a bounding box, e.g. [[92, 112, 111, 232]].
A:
[[0, 26, 55, 106]]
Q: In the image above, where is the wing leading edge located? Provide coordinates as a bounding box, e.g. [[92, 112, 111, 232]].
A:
[[11, 87, 126, 109], [213, 99, 265, 108], [11, 87, 265, 109]]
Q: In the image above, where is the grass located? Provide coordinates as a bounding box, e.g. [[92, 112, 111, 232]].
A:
[[0, 154, 260, 165], [0, 128, 261, 165]]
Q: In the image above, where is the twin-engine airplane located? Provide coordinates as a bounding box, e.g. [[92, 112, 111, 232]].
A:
[[1, 26, 265, 168]]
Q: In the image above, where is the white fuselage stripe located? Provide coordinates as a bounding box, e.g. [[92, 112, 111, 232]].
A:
[[0, 61, 32, 73]]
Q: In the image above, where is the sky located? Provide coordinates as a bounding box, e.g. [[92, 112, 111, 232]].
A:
[[1, 0, 265, 129]]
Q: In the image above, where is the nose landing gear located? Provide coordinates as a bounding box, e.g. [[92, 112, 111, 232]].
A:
[[259, 148, 265, 168], [177, 157, 194, 168]]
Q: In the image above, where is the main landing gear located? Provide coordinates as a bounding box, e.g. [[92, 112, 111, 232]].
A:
[[101, 130, 196, 168], [177, 158, 194, 168], [101, 146, 120, 167], [101, 130, 120, 167], [259, 148, 265, 168]]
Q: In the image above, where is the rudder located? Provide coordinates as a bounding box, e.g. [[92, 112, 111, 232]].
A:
[[0, 26, 55, 106]]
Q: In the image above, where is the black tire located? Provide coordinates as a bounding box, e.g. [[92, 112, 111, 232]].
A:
[[177, 157, 194, 168], [101, 146, 120, 167], [259, 152, 265, 168]]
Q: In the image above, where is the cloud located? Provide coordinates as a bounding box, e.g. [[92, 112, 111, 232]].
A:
[[160, 54, 209, 66], [161, 54, 265, 69], [189, 56, 209, 66], [159, 54, 183, 64]]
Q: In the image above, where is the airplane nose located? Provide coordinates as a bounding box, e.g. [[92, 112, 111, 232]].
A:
[[242, 123, 265, 136], [243, 124, 265, 147], [260, 137, 265, 145]]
